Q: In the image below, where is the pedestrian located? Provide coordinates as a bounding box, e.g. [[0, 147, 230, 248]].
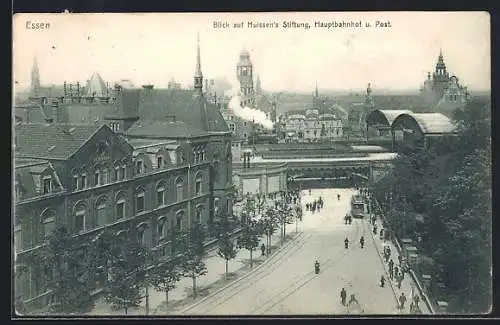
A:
[[394, 266, 399, 279], [348, 216, 352, 224], [414, 294, 420, 307], [340, 288, 347, 306], [397, 273, 403, 289], [344, 214, 348, 224], [398, 254, 403, 265], [388, 259, 394, 275], [373, 225, 377, 235], [261, 243, 266, 256], [399, 293, 407, 310], [337, 194, 340, 201], [360, 236, 365, 249], [379, 228, 384, 240], [380, 275, 385, 287]]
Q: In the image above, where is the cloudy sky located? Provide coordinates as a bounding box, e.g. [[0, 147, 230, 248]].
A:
[[13, 12, 490, 93]]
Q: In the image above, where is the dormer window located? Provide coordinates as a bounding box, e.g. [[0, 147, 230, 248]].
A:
[[157, 156, 163, 169], [136, 160, 143, 174], [42, 176, 52, 194], [81, 173, 87, 189]]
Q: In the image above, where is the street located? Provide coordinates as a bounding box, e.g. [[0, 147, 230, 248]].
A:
[[178, 188, 405, 315]]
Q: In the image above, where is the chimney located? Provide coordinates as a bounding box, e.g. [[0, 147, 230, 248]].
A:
[[76, 82, 81, 102], [51, 100, 59, 123]]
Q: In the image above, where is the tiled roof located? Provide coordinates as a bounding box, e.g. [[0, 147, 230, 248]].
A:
[[125, 119, 209, 139], [138, 88, 229, 133], [15, 123, 102, 160]]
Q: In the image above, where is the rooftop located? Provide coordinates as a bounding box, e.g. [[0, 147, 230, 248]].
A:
[[15, 123, 102, 160]]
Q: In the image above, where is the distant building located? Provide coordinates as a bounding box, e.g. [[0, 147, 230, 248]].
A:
[[281, 109, 343, 143], [347, 83, 374, 138], [419, 50, 469, 113]]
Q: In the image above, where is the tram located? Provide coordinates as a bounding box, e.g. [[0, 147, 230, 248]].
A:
[[350, 195, 366, 218]]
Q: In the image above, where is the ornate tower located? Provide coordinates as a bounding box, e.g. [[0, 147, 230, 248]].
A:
[[30, 57, 41, 98], [236, 50, 254, 107], [432, 49, 450, 98], [194, 33, 203, 97]]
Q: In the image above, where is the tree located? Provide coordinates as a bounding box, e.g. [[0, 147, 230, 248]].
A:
[[259, 207, 279, 255], [104, 236, 147, 315], [236, 219, 261, 269], [215, 214, 239, 278], [24, 226, 95, 315], [179, 223, 208, 299], [149, 256, 182, 312]]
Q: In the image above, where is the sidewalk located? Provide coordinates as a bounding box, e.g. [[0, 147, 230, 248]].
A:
[[89, 219, 298, 315], [369, 214, 432, 314]]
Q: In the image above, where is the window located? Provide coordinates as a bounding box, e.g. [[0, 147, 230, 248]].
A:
[[201, 150, 205, 161], [81, 173, 87, 188], [176, 213, 183, 231], [156, 183, 165, 207], [41, 210, 56, 240], [230, 124, 235, 131], [75, 204, 86, 233], [114, 167, 119, 181], [96, 197, 108, 227], [244, 122, 247, 126], [137, 224, 152, 248], [102, 169, 108, 185], [136, 161, 143, 174], [73, 175, 79, 190], [195, 174, 202, 196], [94, 170, 100, 186], [116, 196, 126, 219], [157, 217, 167, 239], [14, 225, 22, 252], [121, 166, 127, 179], [195, 206, 203, 224], [42, 176, 52, 194], [157, 156, 163, 169], [135, 190, 145, 213], [176, 178, 184, 201]]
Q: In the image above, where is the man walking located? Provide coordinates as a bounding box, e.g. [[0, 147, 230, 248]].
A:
[[340, 288, 347, 306], [399, 293, 407, 310], [388, 259, 394, 279], [261, 243, 266, 256]]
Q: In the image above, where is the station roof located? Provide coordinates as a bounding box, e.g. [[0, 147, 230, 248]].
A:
[[392, 112, 456, 134], [366, 109, 413, 127]]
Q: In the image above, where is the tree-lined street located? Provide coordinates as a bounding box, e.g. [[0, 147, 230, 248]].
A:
[[176, 188, 423, 315]]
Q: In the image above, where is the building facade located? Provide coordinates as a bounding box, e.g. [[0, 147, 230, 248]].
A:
[[14, 37, 233, 312]]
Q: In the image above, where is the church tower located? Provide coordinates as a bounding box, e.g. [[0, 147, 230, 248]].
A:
[[194, 33, 203, 97], [236, 50, 254, 107], [365, 82, 374, 110], [30, 56, 41, 98], [432, 49, 450, 98], [255, 74, 262, 95]]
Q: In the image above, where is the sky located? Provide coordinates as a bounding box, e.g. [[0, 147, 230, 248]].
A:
[[13, 12, 490, 93]]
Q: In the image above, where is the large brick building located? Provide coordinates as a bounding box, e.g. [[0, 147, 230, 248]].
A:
[[14, 37, 232, 311]]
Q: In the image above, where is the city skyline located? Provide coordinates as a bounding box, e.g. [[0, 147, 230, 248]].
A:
[[13, 12, 490, 93]]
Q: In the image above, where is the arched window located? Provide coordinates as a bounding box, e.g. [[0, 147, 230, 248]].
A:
[[195, 205, 204, 224], [137, 223, 152, 248], [157, 154, 163, 169], [156, 181, 166, 207], [175, 211, 184, 232], [195, 173, 202, 196], [157, 216, 168, 239], [135, 188, 146, 213], [175, 178, 184, 201], [74, 203, 87, 234], [115, 193, 126, 220], [41, 209, 56, 240], [96, 196, 108, 227]]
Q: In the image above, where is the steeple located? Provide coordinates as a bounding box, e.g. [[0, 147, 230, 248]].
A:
[[255, 75, 262, 94], [435, 48, 447, 75], [194, 33, 203, 95], [315, 81, 319, 98], [31, 56, 41, 97]]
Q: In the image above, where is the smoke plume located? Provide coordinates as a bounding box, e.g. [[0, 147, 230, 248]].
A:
[[228, 96, 274, 130]]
